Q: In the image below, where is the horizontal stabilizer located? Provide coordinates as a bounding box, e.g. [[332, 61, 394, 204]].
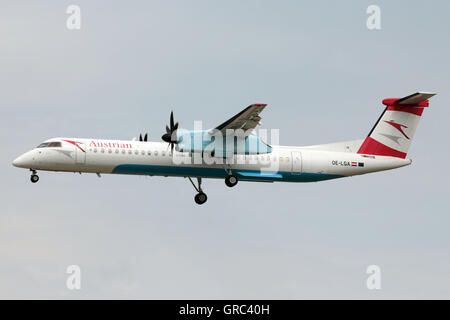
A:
[[383, 92, 436, 107]]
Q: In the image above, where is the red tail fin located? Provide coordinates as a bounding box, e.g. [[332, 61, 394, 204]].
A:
[[357, 92, 435, 158]]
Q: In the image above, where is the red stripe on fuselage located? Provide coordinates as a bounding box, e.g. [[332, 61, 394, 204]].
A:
[[62, 139, 86, 153], [357, 137, 407, 158]]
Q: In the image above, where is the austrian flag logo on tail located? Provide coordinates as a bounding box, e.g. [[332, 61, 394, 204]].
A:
[[384, 120, 410, 139]]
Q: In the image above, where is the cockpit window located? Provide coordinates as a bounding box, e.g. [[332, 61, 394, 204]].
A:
[[36, 142, 62, 148], [48, 142, 62, 147], [37, 143, 50, 148]]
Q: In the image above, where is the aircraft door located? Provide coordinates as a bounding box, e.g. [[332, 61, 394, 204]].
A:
[[75, 143, 86, 164], [291, 151, 302, 175]]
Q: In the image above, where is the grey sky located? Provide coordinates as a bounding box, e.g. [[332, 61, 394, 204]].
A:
[[1, 0, 449, 299]]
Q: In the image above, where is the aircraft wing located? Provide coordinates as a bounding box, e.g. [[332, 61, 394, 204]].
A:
[[214, 103, 267, 135]]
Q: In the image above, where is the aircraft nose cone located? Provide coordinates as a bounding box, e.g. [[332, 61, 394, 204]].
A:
[[12, 156, 23, 167], [12, 153, 33, 168], [13, 156, 25, 168]]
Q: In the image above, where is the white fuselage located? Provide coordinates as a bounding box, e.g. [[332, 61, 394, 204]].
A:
[[12, 138, 412, 183]]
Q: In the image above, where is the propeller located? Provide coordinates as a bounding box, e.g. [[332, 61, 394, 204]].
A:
[[139, 133, 148, 142], [161, 110, 179, 153]]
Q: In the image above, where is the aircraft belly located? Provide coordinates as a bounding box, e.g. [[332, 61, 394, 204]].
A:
[[111, 163, 344, 182]]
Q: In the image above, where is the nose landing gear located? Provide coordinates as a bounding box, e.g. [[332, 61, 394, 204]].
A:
[[188, 177, 207, 205], [30, 170, 39, 183]]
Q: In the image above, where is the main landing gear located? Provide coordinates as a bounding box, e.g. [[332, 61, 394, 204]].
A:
[[30, 170, 39, 183], [225, 175, 238, 188], [187, 173, 238, 204], [194, 192, 207, 205], [188, 177, 207, 205]]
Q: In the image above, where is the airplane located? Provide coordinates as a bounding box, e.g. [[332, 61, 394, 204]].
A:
[[12, 92, 435, 205]]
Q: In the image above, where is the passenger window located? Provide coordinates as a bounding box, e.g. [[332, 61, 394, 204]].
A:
[[147, 150, 151, 156], [135, 150, 139, 155], [122, 150, 125, 154], [94, 148, 98, 153], [101, 149, 105, 153], [141, 150, 145, 155], [108, 149, 112, 153], [128, 150, 132, 154], [115, 149, 119, 154], [154, 151, 158, 156], [162, 151, 166, 156]]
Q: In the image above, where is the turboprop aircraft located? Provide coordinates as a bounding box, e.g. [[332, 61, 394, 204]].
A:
[[12, 92, 435, 205]]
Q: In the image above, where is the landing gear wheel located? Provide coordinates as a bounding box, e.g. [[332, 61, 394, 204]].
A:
[[194, 192, 207, 205], [188, 177, 208, 204], [30, 174, 39, 183], [225, 175, 238, 187]]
